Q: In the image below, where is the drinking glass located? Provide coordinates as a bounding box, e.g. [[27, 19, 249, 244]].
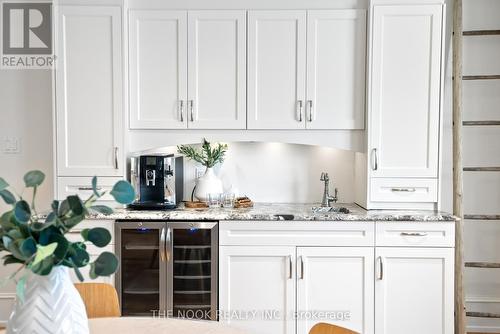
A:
[[207, 193, 222, 208], [222, 193, 235, 208]]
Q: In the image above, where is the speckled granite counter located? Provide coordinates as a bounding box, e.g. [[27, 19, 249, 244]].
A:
[[83, 203, 456, 222]]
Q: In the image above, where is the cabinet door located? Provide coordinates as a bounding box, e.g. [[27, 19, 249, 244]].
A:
[[375, 247, 454, 334], [247, 11, 307, 129], [297, 247, 374, 334], [369, 5, 443, 177], [219, 246, 296, 334], [129, 10, 187, 129], [306, 10, 366, 130], [187, 11, 246, 129], [56, 6, 124, 176]]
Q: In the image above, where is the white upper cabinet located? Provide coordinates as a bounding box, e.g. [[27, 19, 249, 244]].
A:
[[55, 6, 124, 176], [187, 11, 246, 129], [247, 11, 307, 129], [369, 5, 443, 178], [219, 246, 296, 334], [375, 247, 454, 334], [306, 10, 366, 129], [129, 10, 246, 130], [297, 247, 374, 334], [129, 10, 187, 129]]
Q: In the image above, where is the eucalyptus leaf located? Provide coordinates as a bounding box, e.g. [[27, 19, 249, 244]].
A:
[[2, 236, 12, 249], [51, 200, 59, 213], [110, 181, 135, 204], [16, 275, 27, 303], [58, 199, 70, 217], [20, 237, 37, 258], [67, 195, 84, 215], [33, 242, 58, 266], [63, 214, 85, 229], [23, 170, 45, 188], [91, 252, 118, 277], [68, 242, 89, 267], [87, 228, 111, 247], [49, 234, 69, 264], [14, 201, 31, 223], [91, 176, 102, 198], [31, 257, 53, 276], [89, 205, 113, 215], [0, 189, 16, 205], [3, 255, 24, 265], [0, 177, 8, 191], [45, 212, 56, 223], [73, 265, 84, 282]]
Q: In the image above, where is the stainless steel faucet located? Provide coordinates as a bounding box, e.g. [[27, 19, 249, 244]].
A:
[[320, 172, 338, 207]]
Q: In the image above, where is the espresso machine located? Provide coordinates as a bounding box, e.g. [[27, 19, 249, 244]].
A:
[[128, 154, 184, 210]]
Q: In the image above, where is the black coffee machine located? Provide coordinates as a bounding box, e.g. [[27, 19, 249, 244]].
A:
[[128, 154, 184, 210]]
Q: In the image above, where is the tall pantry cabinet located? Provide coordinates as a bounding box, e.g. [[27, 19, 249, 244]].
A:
[[362, 2, 445, 210], [54, 5, 125, 200]]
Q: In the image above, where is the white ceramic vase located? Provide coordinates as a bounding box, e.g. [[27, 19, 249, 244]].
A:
[[194, 167, 223, 201], [7, 266, 89, 334]]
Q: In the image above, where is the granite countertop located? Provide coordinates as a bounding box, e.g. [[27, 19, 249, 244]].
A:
[[82, 203, 456, 222]]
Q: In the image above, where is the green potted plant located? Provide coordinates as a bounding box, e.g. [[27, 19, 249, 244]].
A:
[[177, 138, 228, 201], [0, 170, 134, 334]]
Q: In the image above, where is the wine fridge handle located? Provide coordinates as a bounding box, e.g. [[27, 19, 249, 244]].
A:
[[160, 228, 166, 262], [166, 227, 171, 261]]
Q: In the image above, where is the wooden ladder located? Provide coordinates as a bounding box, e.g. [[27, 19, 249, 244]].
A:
[[453, 1, 500, 334]]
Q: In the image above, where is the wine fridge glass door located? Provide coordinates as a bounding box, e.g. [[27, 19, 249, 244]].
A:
[[167, 222, 218, 320], [116, 222, 167, 316]]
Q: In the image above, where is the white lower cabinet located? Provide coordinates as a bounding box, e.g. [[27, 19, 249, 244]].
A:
[[219, 222, 455, 334], [375, 247, 454, 334], [219, 246, 296, 334], [297, 247, 374, 334]]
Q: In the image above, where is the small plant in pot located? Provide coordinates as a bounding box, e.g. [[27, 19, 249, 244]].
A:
[[0, 171, 135, 334], [177, 138, 228, 201]]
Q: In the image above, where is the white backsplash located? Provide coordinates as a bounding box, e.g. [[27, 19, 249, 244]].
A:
[[138, 142, 355, 203]]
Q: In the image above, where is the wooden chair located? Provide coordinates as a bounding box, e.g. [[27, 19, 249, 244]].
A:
[[309, 323, 359, 334], [74, 283, 121, 318]]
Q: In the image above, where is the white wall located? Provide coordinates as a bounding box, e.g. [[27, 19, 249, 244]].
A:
[[0, 69, 53, 325], [140, 142, 356, 203], [0, 70, 53, 212]]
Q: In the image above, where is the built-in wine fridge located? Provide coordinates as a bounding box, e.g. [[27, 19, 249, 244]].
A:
[[115, 221, 218, 320]]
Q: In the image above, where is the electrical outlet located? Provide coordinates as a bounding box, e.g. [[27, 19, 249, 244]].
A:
[[195, 167, 205, 180], [2, 136, 21, 154]]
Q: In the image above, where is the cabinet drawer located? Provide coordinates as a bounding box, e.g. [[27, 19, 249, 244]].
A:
[[370, 178, 438, 202], [220, 221, 375, 246], [376, 222, 455, 247], [57, 176, 124, 201]]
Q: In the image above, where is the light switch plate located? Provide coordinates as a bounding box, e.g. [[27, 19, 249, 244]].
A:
[[2, 136, 21, 154]]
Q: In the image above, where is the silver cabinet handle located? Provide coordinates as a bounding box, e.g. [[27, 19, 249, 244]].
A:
[[299, 256, 304, 280], [189, 100, 194, 122], [307, 100, 313, 122], [400, 232, 428, 237], [179, 100, 184, 122], [78, 186, 102, 191], [371, 148, 378, 171], [288, 255, 292, 280], [377, 256, 384, 280], [297, 100, 303, 122], [114, 147, 119, 170], [160, 228, 166, 262], [391, 188, 416, 192], [166, 227, 171, 261]]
